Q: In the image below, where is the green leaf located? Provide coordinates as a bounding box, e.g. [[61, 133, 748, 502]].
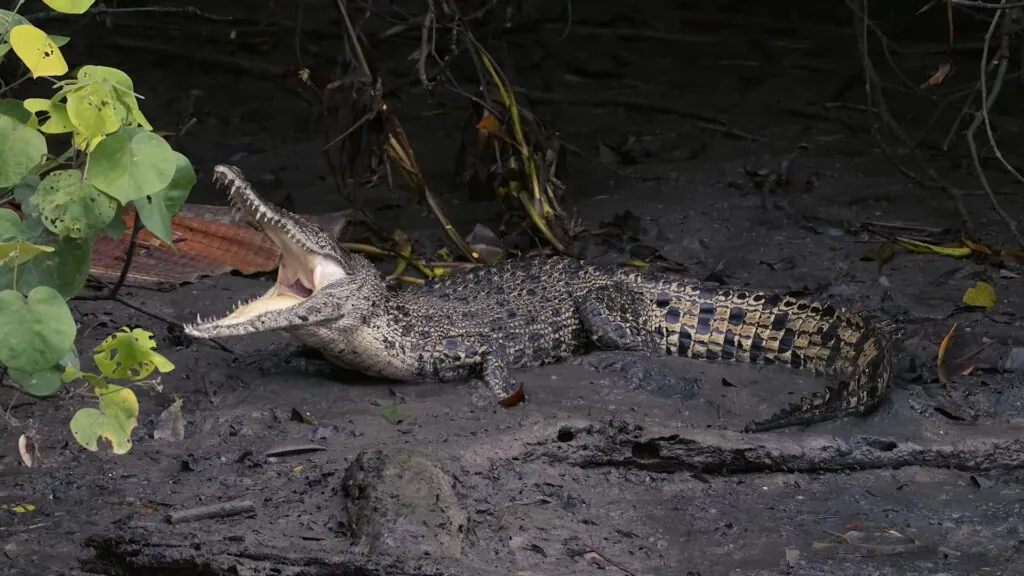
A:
[[76, 65, 151, 130], [133, 152, 195, 245], [380, 401, 407, 424], [86, 128, 176, 203], [0, 10, 29, 36], [0, 232, 91, 297], [0, 208, 57, 271], [41, 0, 97, 15], [48, 35, 70, 47], [12, 173, 40, 206], [9, 24, 68, 78], [0, 238, 54, 267], [0, 98, 30, 124], [93, 327, 175, 380], [0, 286, 76, 373], [31, 168, 118, 238], [0, 114, 47, 187], [0, 207, 18, 239], [65, 80, 126, 139], [69, 381, 138, 455], [101, 205, 126, 240], [9, 364, 64, 397]]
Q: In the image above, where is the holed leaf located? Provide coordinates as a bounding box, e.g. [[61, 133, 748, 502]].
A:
[[77, 65, 152, 130], [9, 24, 68, 78], [31, 169, 118, 238], [65, 80, 126, 140], [69, 381, 138, 455], [93, 327, 175, 381]]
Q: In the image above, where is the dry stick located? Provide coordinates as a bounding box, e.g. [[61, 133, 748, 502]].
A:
[[965, 4, 1023, 246], [517, 89, 765, 142], [106, 38, 283, 79], [850, 0, 974, 230], [165, 500, 256, 524]]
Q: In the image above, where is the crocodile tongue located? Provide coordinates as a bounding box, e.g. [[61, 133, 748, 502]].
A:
[[204, 243, 323, 326]]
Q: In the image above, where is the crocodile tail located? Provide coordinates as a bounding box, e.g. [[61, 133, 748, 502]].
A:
[[741, 316, 893, 432], [629, 275, 894, 432], [710, 289, 894, 433]]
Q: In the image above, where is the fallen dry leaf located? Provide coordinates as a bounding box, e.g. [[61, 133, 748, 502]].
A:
[[920, 61, 953, 88], [962, 281, 996, 308], [938, 322, 957, 387], [153, 397, 185, 442], [961, 235, 993, 255], [17, 433, 37, 468], [860, 243, 895, 267], [895, 236, 972, 258]]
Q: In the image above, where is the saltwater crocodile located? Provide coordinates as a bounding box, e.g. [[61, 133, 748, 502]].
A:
[[184, 165, 894, 432]]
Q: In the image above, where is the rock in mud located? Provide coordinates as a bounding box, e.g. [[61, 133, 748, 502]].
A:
[[337, 447, 469, 560]]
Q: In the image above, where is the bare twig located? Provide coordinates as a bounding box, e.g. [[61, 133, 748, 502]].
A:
[[328, 0, 479, 262], [417, 0, 436, 91], [849, 0, 975, 230], [964, 2, 1023, 245], [73, 288, 236, 355], [106, 215, 141, 300], [335, 0, 372, 81]]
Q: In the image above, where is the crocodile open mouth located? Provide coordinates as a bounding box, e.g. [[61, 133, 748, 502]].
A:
[[186, 165, 347, 331], [204, 229, 338, 327]]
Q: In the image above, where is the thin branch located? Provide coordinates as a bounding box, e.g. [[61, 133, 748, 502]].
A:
[[951, 0, 1024, 8], [335, 0, 373, 79], [22, 5, 242, 22], [417, 0, 436, 91], [74, 289, 237, 355], [849, 0, 975, 229], [965, 2, 1023, 245], [106, 214, 141, 299]]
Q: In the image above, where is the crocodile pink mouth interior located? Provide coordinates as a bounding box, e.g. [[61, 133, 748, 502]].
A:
[[200, 226, 345, 327]]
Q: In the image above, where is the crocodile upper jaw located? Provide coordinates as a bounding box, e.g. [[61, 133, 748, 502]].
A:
[[184, 164, 348, 335]]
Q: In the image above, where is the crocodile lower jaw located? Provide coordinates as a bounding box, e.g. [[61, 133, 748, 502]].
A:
[[188, 245, 343, 331]]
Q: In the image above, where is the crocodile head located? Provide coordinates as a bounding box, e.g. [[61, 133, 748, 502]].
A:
[[183, 164, 381, 339]]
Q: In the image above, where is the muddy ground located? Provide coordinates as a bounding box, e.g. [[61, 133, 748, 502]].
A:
[[2, 1, 1024, 575]]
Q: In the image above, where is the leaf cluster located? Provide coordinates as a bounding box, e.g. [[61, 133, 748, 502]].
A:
[[0, 1, 190, 454]]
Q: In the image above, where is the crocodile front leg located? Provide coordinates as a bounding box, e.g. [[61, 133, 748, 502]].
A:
[[576, 290, 659, 353], [480, 342, 526, 407], [423, 338, 525, 408]]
